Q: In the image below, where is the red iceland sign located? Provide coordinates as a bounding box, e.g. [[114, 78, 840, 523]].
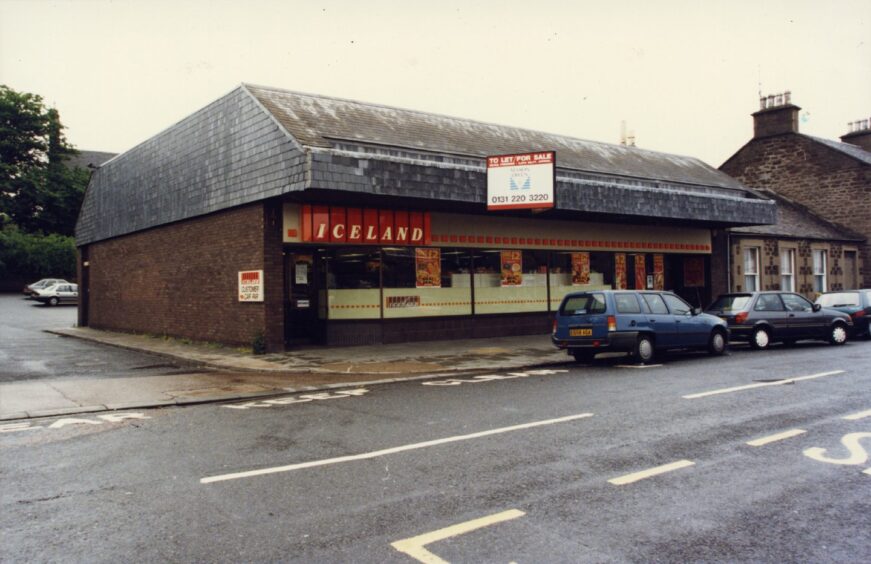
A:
[[300, 205, 431, 246]]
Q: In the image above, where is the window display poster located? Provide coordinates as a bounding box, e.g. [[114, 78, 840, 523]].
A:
[[614, 253, 627, 290], [415, 248, 441, 288], [571, 252, 590, 285], [500, 250, 523, 286], [635, 254, 646, 289], [684, 256, 705, 287], [653, 254, 665, 290]]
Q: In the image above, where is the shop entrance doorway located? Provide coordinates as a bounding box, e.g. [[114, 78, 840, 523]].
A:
[[285, 251, 320, 345]]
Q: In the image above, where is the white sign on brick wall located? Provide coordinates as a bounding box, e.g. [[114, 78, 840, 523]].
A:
[[238, 270, 264, 302]]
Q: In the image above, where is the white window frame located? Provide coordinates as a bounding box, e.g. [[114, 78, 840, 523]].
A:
[[812, 249, 827, 293], [780, 248, 795, 292], [743, 247, 760, 292]]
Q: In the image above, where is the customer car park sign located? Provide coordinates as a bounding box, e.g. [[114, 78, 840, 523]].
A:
[[238, 270, 264, 302], [487, 151, 555, 210]]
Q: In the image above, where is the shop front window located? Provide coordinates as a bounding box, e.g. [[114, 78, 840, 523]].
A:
[[323, 248, 381, 319], [549, 251, 612, 309], [382, 248, 472, 318], [473, 250, 549, 314]]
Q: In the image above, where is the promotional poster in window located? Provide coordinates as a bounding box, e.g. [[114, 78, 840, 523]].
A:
[[415, 248, 441, 288], [500, 251, 523, 286]]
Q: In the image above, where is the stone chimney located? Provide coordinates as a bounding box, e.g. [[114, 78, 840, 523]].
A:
[[840, 118, 871, 151], [752, 91, 800, 138]]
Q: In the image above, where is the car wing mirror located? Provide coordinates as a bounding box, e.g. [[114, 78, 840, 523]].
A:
[[691, 307, 701, 316], [812, 303, 822, 312]]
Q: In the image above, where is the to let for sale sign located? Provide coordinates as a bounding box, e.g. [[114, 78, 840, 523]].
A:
[[487, 151, 555, 210], [238, 270, 264, 302]]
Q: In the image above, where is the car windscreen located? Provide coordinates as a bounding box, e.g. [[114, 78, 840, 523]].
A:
[[561, 293, 606, 315], [708, 295, 751, 312], [816, 292, 860, 307]]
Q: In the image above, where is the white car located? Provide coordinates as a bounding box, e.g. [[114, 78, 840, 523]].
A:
[[23, 278, 69, 297], [33, 283, 79, 306]]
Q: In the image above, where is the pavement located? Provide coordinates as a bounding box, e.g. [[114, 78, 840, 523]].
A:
[[1, 326, 574, 421]]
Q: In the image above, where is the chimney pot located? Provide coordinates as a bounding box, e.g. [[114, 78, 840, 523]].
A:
[[840, 117, 871, 150]]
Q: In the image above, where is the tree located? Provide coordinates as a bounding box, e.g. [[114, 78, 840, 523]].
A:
[[0, 84, 88, 236]]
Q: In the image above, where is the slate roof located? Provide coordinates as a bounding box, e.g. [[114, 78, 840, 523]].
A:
[[246, 84, 747, 192], [77, 84, 776, 246], [732, 190, 865, 241], [804, 135, 871, 165], [66, 150, 116, 170]]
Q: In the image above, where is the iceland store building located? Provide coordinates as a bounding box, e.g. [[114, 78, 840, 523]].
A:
[[75, 84, 775, 351]]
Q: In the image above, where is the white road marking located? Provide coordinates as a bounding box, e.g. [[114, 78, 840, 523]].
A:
[[746, 429, 806, 447], [682, 370, 846, 399], [803, 432, 871, 465], [0, 422, 41, 433], [863, 468, 871, 476], [608, 460, 695, 485], [201, 413, 594, 484], [223, 388, 369, 410], [422, 369, 567, 387], [391, 509, 525, 564], [843, 409, 871, 421]]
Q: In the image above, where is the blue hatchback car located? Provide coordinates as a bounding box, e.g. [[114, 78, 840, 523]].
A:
[[552, 290, 728, 364]]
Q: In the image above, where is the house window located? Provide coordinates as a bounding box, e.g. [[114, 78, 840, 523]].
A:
[[780, 248, 795, 292], [812, 249, 827, 293], [743, 247, 760, 291]]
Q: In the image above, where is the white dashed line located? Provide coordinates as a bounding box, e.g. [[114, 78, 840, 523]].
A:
[[682, 370, 846, 399], [843, 409, 871, 421], [608, 460, 695, 485], [201, 413, 594, 484], [746, 429, 807, 447]]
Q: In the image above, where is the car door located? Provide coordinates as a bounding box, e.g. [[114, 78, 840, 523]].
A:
[[780, 293, 819, 339], [57, 285, 72, 303], [751, 293, 790, 340], [662, 293, 707, 346], [640, 293, 678, 347]]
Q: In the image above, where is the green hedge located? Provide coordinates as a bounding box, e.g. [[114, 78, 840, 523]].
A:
[[0, 225, 76, 290]]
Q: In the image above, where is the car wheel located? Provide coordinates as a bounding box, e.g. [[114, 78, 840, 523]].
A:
[[572, 350, 595, 363], [634, 335, 655, 364], [708, 329, 727, 356], [48, 297, 59, 306], [750, 327, 770, 350], [829, 323, 848, 346]]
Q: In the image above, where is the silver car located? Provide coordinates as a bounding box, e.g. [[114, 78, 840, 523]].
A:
[[33, 283, 79, 306], [23, 278, 69, 297]]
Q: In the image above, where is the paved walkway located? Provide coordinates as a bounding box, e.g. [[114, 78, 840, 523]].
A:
[[1, 328, 577, 421]]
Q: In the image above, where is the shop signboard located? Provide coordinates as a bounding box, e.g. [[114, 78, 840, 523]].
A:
[[614, 253, 627, 290], [500, 250, 523, 286], [653, 254, 665, 290], [415, 248, 441, 288], [684, 256, 705, 287], [571, 252, 590, 285], [486, 151, 555, 210], [238, 270, 264, 302], [299, 206, 431, 246]]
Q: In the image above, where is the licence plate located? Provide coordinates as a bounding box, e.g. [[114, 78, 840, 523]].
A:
[[570, 328, 593, 337]]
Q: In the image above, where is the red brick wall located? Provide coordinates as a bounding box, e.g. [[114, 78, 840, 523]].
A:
[[721, 135, 871, 288], [82, 203, 284, 348]]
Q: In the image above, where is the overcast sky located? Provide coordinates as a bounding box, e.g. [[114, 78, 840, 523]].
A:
[[2, 0, 869, 168]]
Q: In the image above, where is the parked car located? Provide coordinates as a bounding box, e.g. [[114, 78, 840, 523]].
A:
[[32, 283, 78, 306], [23, 278, 69, 297], [816, 289, 871, 339], [706, 291, 853, 349], [552, 290, 728, 364]]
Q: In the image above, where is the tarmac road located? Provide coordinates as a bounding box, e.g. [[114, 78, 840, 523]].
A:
[[0, 294, 200, 382], [2, 335, 870, 562]]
